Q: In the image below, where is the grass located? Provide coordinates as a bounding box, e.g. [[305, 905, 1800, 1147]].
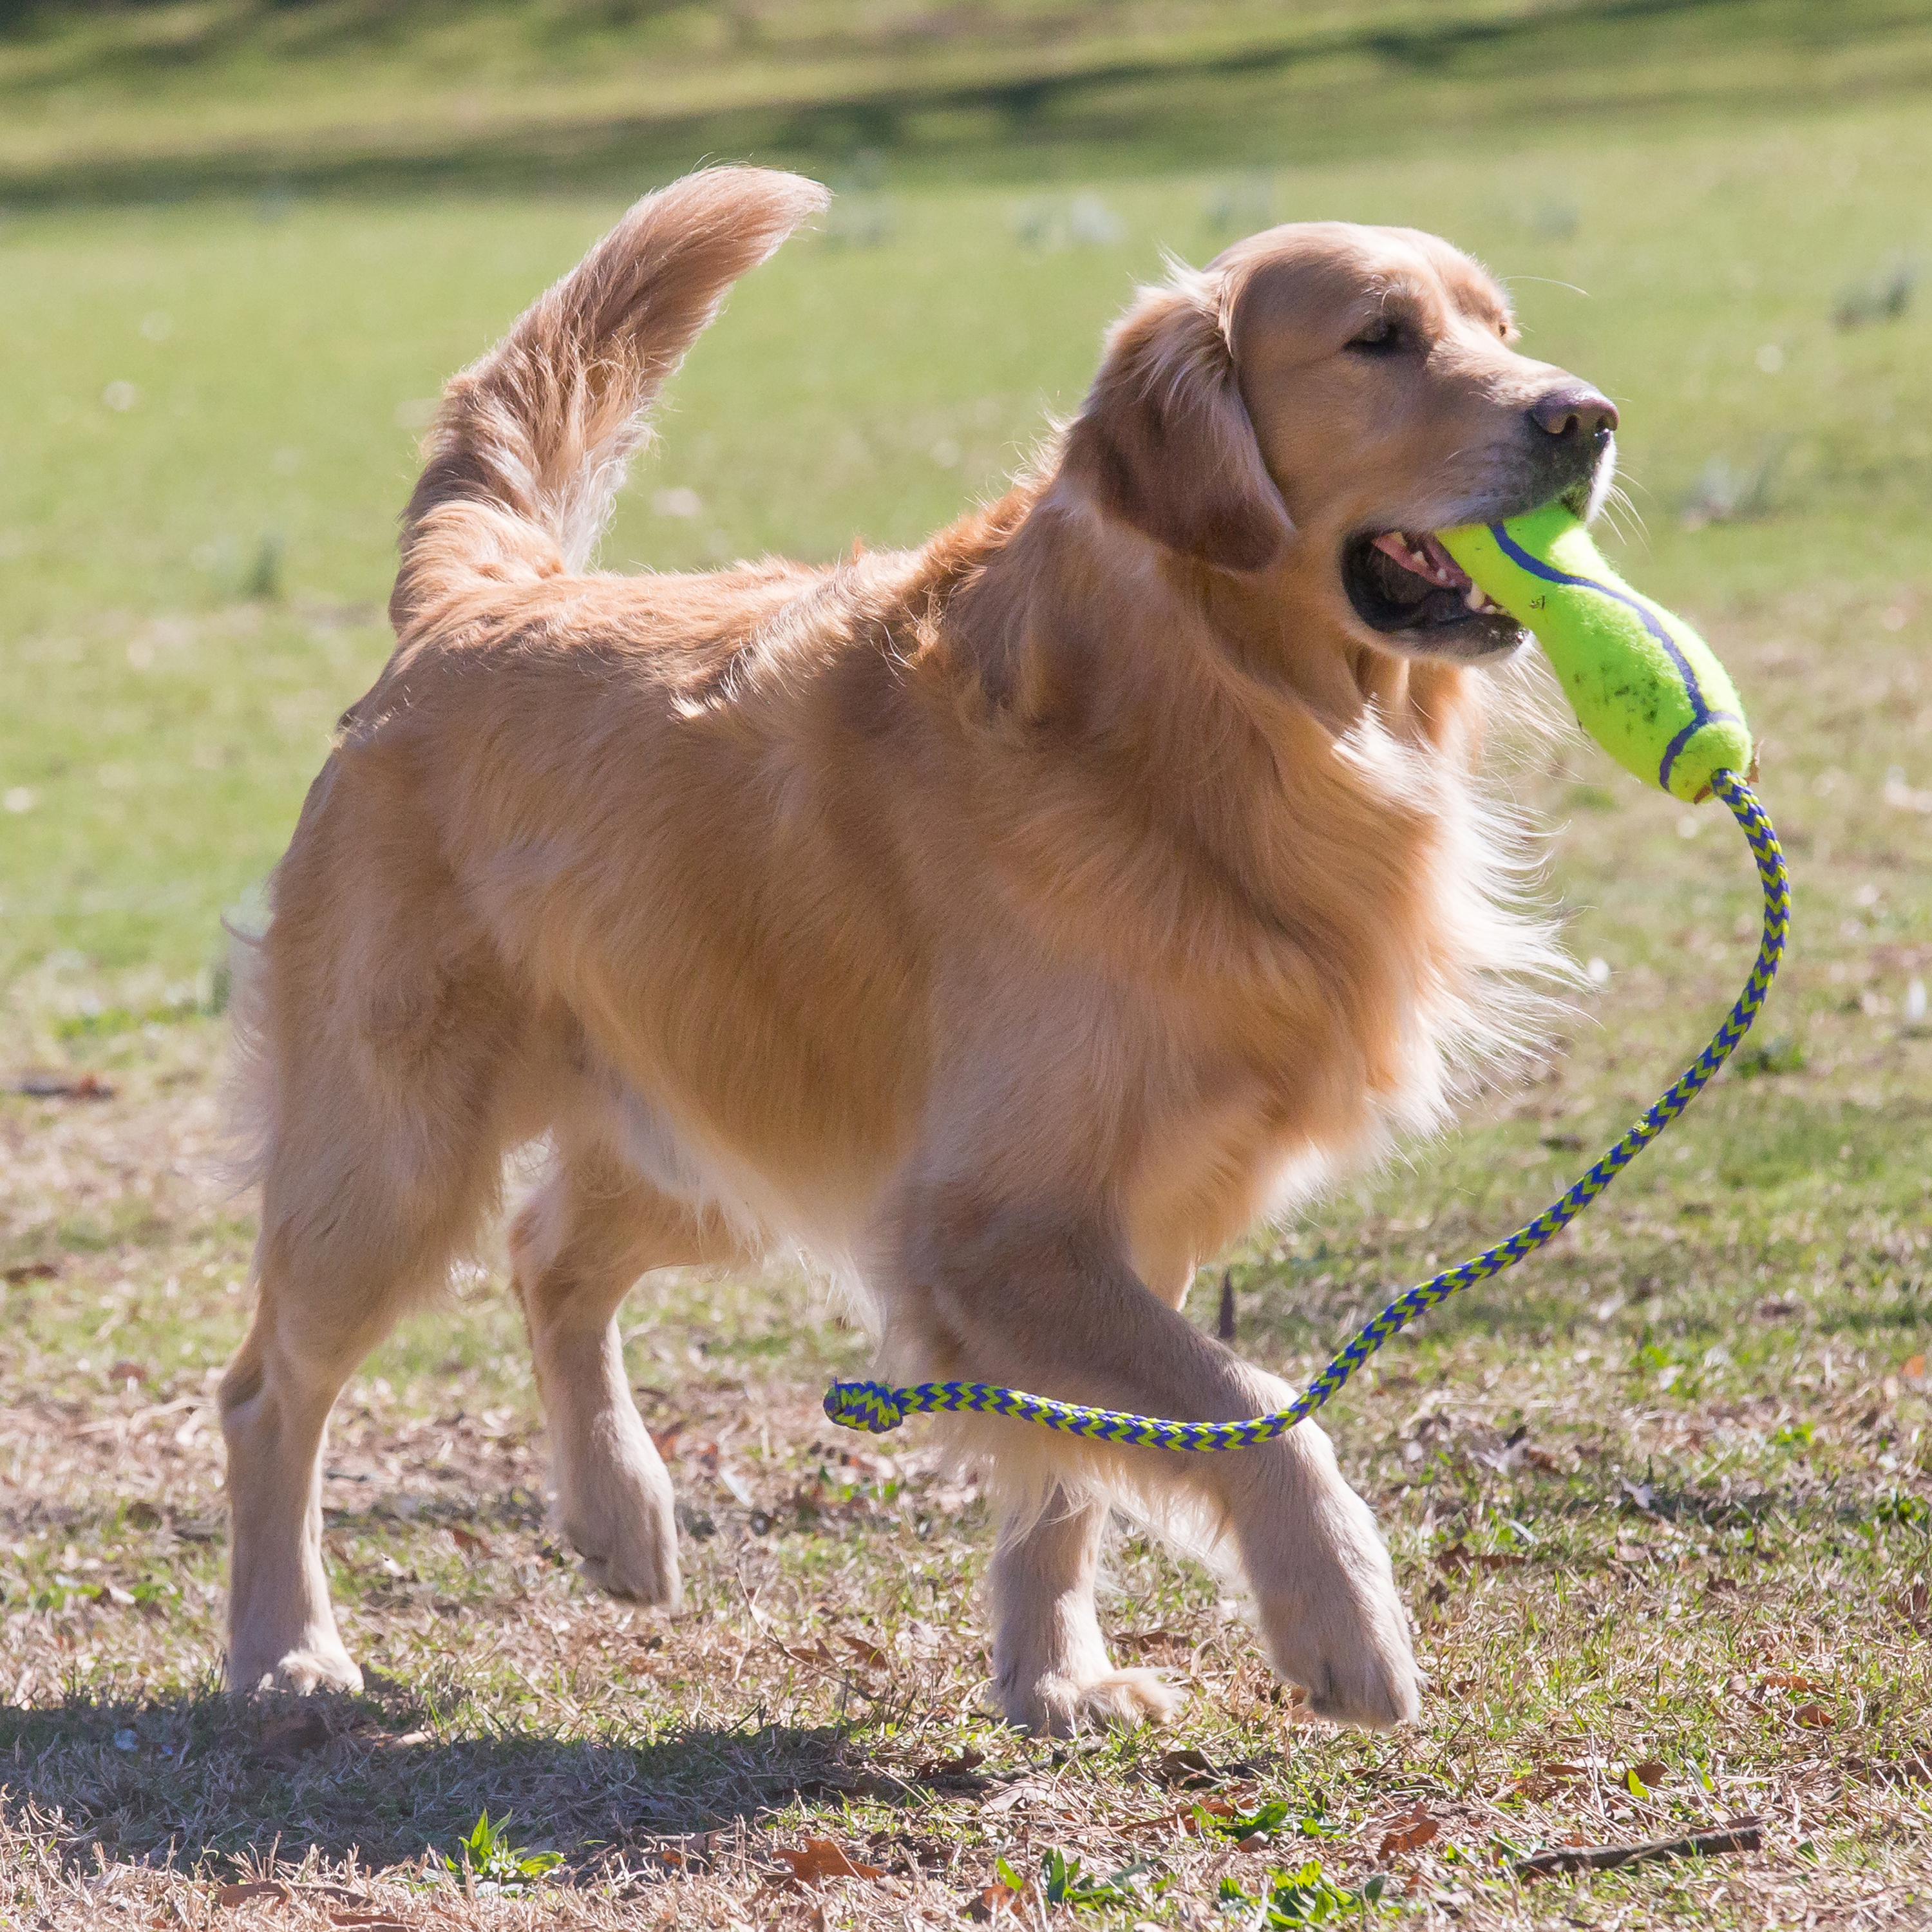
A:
[[4, 96, 1929, 993], [5, 1, 1931, 201], [3, 3, 1932, 1925]]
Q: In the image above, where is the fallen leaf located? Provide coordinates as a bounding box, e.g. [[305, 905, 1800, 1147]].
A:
[[781, 1638, 835, 1667], [1377, 1807, 1439, 1857], [981, 1781, 1049, 1816], [1792, 1702, 1835, 1729], [1629, 1760, 1669, 1788], [216, 1882, 289, 1907], [915, 1747, 986, 1780], [1113, 1627, 1184, 1654], [1724, 1672, 1768, 1712], [1759, 1670, 1828, 1693], [3, 1260, 59, 1283], [447, 1525, 492, 1558], [772, 1837, 884, 1884], [969, 1882, 1024, 1920], [1435, 1542, 1526, 1572], [106, 1359, 148, 1385], [1155, 1745, 1218, 1786], [840, 1632, 888, 1669], [1906, 1354, 1927, 1382]]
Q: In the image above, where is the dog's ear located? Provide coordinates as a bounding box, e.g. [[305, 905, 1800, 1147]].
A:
[[1061, 271, 1293, 574]]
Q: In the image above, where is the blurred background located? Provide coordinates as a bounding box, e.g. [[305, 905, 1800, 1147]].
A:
[[1, 0, 1927, 1016]]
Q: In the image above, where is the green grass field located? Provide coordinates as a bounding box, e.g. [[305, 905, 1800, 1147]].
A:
[[3, 4, 1931, 1926]]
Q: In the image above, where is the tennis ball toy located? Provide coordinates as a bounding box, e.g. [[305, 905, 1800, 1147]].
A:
[[1437, 502, 1752, 803]]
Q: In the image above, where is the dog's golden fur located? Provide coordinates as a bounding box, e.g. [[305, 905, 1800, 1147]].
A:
[[220, 166, 1612, 1732]]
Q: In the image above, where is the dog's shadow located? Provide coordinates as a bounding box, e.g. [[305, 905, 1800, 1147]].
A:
[[0, 1683, 878, 1879]]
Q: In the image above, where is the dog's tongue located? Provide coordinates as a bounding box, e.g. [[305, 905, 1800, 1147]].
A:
[[1372, 530, 1472, 589]]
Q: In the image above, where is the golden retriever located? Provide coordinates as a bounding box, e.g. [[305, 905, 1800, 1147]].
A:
[[218, 166, 1617, 1732]]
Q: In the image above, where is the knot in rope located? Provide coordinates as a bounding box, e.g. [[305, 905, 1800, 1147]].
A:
[[823, 1379, 907, 1434]]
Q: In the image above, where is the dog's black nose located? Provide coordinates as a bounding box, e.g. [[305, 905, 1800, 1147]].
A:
[[1530, 386, 1618, 439]]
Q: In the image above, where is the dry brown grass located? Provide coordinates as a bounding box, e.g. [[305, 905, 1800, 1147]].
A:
[[4, 590, 1931, 1927]]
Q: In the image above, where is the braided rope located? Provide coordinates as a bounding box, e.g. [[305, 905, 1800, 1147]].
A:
[[827, 772, 1787, 1448]]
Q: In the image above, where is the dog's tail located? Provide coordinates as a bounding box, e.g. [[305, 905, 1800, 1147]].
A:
[[390, 166, 828, 631]]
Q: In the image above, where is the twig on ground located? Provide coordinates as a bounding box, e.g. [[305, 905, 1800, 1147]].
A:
[[1513, 1817, 1762, 1879], [6, 1070, 116, 1099]]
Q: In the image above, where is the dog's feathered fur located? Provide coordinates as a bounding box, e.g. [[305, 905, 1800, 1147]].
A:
[[219, 167, 1599, 1733]]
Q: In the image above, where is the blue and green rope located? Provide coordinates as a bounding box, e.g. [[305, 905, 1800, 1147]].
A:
[[826, 770, 1787, 1448]]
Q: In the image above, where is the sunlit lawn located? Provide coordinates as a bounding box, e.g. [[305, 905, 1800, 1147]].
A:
[[1, 66, 1929, 1932]]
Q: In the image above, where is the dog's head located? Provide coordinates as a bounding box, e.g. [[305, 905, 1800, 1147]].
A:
[[1061, 222, 1617, 665]]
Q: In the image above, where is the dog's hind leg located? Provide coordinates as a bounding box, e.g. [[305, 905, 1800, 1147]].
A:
[[220, 873, 531, 1694], [221, 1254, 393, 1696], [509, 1147, 751, 1605], [990, 1486, 1178, 1735]]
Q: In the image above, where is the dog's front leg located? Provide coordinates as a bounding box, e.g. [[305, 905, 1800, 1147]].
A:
[[989, 1484, 1179, 1734], [902, 1197, 1419, 1730]]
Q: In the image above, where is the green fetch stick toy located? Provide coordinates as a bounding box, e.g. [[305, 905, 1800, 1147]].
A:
[[826, 507, 1787, 1448], [1438, 502, 1753, 802]]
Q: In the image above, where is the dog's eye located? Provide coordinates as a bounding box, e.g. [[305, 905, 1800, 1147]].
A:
[[1347, 318, 1400, 354]]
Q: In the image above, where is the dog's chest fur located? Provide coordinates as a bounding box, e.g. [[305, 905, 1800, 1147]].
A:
[[985, 703, 1519, 1289]]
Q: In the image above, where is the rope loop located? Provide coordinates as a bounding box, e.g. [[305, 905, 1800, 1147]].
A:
[[822, 1379, 908, 1434], [827, 775, 1786, 1454]]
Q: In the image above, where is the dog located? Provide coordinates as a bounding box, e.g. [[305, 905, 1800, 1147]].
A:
[[218, 165, 1616, 1733]]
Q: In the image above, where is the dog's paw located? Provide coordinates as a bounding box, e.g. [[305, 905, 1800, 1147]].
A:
[[578, 1544, 683, 1607], [566, 1497, 683, 1607], [1280, 1625, 1419, 1729], [555, 1429, 683, 1607], [998, 1666, 1180, 1736], [1255, 1563, 1419, 1730], [1235, 1422, 1421, 1730], [232, 1642, 364, 1698]]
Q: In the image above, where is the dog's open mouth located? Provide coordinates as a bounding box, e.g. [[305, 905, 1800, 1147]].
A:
[[1343, 529, 1525, 658]]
